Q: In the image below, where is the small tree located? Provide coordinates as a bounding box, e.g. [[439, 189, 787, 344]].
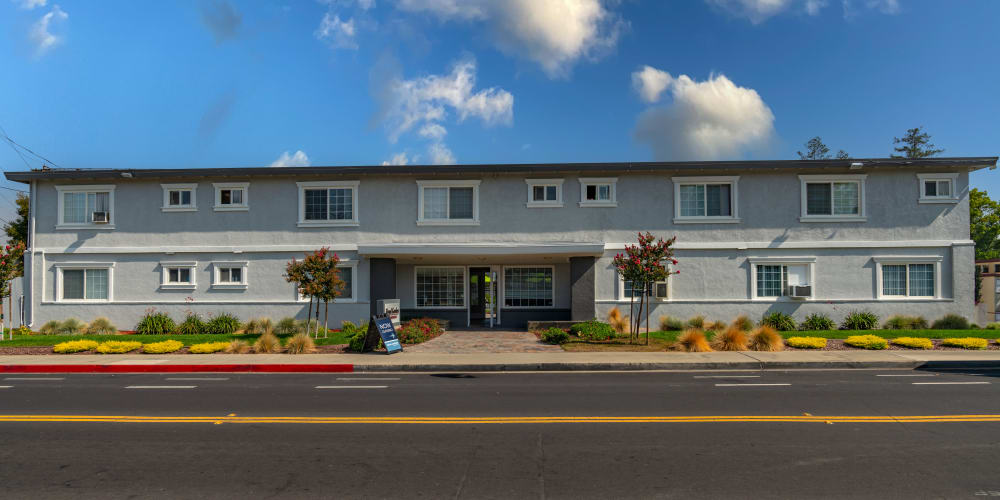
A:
[[613, 232, 679, 345], [975, 265, 983, 305], [285, 248, 345, 338], [2, 193, 28, 277], [891, 126, 944, 158], [313, 248, 345, 338], [0, 243, 25, 339], [798, 137, 831, 160]]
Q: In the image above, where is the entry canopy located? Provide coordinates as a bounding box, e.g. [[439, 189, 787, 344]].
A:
[[357, 243, 605, 258]]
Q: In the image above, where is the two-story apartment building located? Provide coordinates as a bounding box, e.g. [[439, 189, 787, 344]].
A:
[[5, 156, 996, 330]]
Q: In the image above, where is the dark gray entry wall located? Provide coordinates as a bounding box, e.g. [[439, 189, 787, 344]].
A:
[[369, 258, 397, 317], [570, 256, 597, 321]]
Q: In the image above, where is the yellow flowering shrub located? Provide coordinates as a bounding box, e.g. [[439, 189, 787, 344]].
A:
[[785, 337, 827, 349], [891, 337, 933, 350], [142, 340, 184, 354], [188, 342, 229, 354], [941, 337, 988, 350], [53, 340, 99, 353], [844, 335, 888, 350], [95, 341, 143, 354]]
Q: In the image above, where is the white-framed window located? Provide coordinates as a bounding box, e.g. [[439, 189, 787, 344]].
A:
[[994, 279, 1000, 294], [525, 179, 564, 208], [211, 261, 248, 289], [748, 258, 815, 300], [55, 185, 115, 229], [672, 176, 740, 223], [503, 266, 554, 308], [578, 178, 617, 207], [54, 262, 113, 302], [161, 183, 197, 212], [799, 175, 866, 222], [213, 182, 249, 211], [160, 261, 197, 290], [917, 173, 959, 204], [875, 257, 941, 299], [299, 261, 357, 302], [415, 266, 466, 308], [619, 278, 670, 301], [416, 180, 480, 225], [297, 181, 360, 227]]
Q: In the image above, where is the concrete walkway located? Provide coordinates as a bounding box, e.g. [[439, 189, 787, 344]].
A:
[[404, 329, 561, 353]]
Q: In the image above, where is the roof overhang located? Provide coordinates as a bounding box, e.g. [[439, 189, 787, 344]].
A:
[[357, 243, 606, 258]]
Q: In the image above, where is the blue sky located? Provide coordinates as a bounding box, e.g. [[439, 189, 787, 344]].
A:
[[0, 0, 997, 217]]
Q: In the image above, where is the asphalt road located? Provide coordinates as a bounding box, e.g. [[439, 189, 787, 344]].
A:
[[1, 369, 999, 499]]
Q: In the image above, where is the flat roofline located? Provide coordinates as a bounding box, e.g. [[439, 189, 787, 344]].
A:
[[4, 157, 996, 183]]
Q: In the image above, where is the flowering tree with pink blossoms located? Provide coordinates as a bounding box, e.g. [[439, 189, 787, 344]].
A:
[[612, 232, 678, 345]]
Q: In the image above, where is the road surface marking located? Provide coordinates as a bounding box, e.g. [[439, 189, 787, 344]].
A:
[[315, 385, 388, 389], [0, 386, 11, 389], [694, 375, 760, 379], [715, 383, 791, 387], [165, 378, 230, 381], [3, 377, 65, 381], [876, 374, 937, 377], [125, 386, 197, 389], [912, 382, 991, 385], [336, 377, 400, 381]]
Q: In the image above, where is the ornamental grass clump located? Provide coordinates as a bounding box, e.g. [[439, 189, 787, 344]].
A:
[[53, 340, 99, 353], [704, 320, 727, 332], [58, 318, 87, 335], [205, 313, 241, 335], [95, 341, 143, 354], [840, 310, 879, 330], [891, 337, 933, 350], [285, 333, 316, 354], [799, 313, 835, 331], [760, 311, 796, 331], [932, 314, 970, 330], [39, 320, 61, 335], [884, 315, 928, 330], [687, 315, 705, 329], [676, 329, 713, 352], [985, 322, 1000, 330], [188, 342, 229, 354], [941, 337, 988, 350], [749, 326, 784, 351], [844, 335, 888, 350], [176, 314, 206, 335], [659, 316, 684, 331], [242, 318, 265, 335], [253, 333, 282, 353], [785, 337, 827, 349], [142, 340, 184, 354], [275, 317, 299, 335], [712, 325, 748, 351], [135, 311, 176, 335], [85, 317, 117, 335], [541, 327, 569, 345], [731, 315, 754, 332], [606, 307, 629, 336], [225, 339, 251, 354]]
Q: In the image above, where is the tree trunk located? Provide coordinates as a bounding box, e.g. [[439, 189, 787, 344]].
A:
[[306, 295, 313, 333], [314, 299, 321, 338], [324, 300, 329, 338], [629, 292, 636, 344], [645, 285, 650, 346]]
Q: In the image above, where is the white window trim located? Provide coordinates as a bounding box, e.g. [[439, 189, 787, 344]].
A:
[[296, 260, 358, 303], [296, 181, 360, 227], [798, 174, 867, 222], [917, 173, 959, 204], [416, 180, 480, 226], [54, 262, 114, 303], [525, 179, 564, 208], [748, 257, 816, 301], [213, 182, 249, 212], [671, 176, 741, 224], [161, 183, 198, 212], [618, 275, 671, 302], [501, 265, 556, 309], [413, 265, 467, 309], [211, 260, 248, 289], [55, 185, 116, 230], [578, 177, 618, 207], [874, 256, 943, 300], [160, 261, 197, 290]]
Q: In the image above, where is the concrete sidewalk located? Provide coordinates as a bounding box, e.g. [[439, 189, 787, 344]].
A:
[[1, 350, 1000, 372]]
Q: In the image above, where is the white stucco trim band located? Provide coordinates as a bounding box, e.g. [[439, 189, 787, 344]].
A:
[[604, 240, 973, 250], [359, 243, 606, 256]]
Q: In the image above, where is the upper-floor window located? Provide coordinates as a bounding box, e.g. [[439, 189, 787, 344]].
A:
[[875, 257, 941, 299], [416, 180, 480, 225], [56, 185, 115, 229], [160, 261, 197, 290], [578, 178, 617, 207], [213, 182, 249, 211], [212, 261, 248, 289], [917, 173, 959, 204], [672, 176, 740, 223], [161, 183, 197, 212], [55, 263, 113, 302], [525, 179, 564, 208], [297, 181, 359, 227], [748, 258, 815, 300], [799, 175, 866, 222]]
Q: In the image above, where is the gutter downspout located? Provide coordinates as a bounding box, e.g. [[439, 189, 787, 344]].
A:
[[27, 180, 35, 327]]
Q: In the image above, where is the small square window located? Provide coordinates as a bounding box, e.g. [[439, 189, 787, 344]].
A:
[[525, 179, 563, 207], [917, 174, 958, 203], [168, 268, 190, 283], [213, 183, 249, 211], [579, 178, 617, 207], [220, 267, 242, 283], [212, 262, 248, 288]]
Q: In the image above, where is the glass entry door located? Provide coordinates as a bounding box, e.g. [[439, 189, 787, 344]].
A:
[[469, 267, 496, 326]]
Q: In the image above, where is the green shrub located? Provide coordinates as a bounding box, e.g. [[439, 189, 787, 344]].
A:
[[785, 337, 827, 349], [884, 315, 928, 330], [341, 320, 360, 336], [892, 337, 933, 350], [932, 314, 970, 330], [844, 334, 887, 350], [984, 322, 1000, 330], [189, 342, 229, 354], [541, 327, 569, 345], [799, 313, 834, 331], [53, 340, 99, 353], [348, 331, 367, 352], [275, 317, 300, 335], [176, 314, 206, 335], [135, 311, 176, 335], [243, 318, 264, 335], [570, 320, 615, 341], [840, 310, 879, 330], [659, 316, 684, 331], [941, 337, 988, 350], [205, 313, 241, 335], [731, 315, 754, 331], [58, 318, 87, 335], [760, 311, 796, 331], [398, 318, 442, 344], [96, 341, 143, 354], [143, 340, 184, 354], [85, 317, 117, 335], [39, 320, 61, 335], [687, 315, 705, 329]]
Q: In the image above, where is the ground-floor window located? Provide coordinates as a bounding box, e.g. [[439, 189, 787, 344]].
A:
[[338, 264, 353, 300], [59, 267, 110, 301], [756, 265, 788, 297], [504, 267, 553, 307], [881, 263, 935, 297], [416, 267, 464, 308]]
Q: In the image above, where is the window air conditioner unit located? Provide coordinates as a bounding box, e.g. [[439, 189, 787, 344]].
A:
[[91, 211, 109, 224], [788, 285, 811, 299]]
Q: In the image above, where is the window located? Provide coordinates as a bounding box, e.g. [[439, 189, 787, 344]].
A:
[[875, 257, 941, 299], [416, 181, 480, 225], [799, 175, 866, 222], [161, 183, 197, 212], [578, 178, 617, 207], [994, 279, 999, 294], [297, 181, 360, 227], [995, 264, 1000, 273], [212, 261, 248, 289], [337, 264, 354, 301], [504, 267, 554, 307], [917, 173, 959, 203], [56, 185, 115, 229], [672, 176, 740, 223], [621, 279, 669, 301], [56, 263, 113, 302], [415, 267, 465, 308], [525, 179, 564, 207], [748, 258, 814, 300], [213, 182, 249, 211], [160, 261, 196, 289]]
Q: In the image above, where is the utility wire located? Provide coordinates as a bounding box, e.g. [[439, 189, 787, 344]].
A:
[[0, 186, 27, 194], [0, 123, 61, 169]]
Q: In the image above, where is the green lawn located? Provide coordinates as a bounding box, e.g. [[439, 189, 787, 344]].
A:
[[0, 332, 352, 348], [645, 329, 999, 342]]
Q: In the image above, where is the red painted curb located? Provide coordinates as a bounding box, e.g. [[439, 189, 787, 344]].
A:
[[0, 364, 354, 373]]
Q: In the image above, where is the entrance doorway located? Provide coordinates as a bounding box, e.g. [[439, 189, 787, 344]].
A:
[[469, 267, 496, 326]]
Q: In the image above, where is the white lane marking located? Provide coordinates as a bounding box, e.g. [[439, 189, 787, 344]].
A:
[[912, 382, 991, 386], [125, 386, 197, 389], [715, 383, 791, 387], [165, 378, 230, 381], [315, 386, 388, 389], [3, 377, 65, 381], [336, 377, 400, 381], [694, 375, 760, 379], [876, 374, 937, 377], [0, 386, 12, 389]]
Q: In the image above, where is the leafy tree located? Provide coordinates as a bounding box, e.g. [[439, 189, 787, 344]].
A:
[[0, 242, 25, 339], [975, 265, 983, 305], [835, 150, 850, 159], [798, 137, 850, 160], [2, 193, 28, 277], [284, 248, 345, 338], [892, 126, 944, 158], [613, 232, 679, 345], [971, 188, 1000, 260]]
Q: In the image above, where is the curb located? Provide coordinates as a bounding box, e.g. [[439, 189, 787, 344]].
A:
[[0, 364, 354, 374]]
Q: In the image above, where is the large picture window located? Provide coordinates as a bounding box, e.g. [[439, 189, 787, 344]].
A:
[[504, 267, 553, 307], [416, 267, 465, 308], [56, 185, 115, 229], [56, 264, 113, 302], [417, 181, 480, 225], [298, 181, 360, 226], [875, 257, 941, 299], [748, 258, 814, 300], [799, 175, 866, 222], [672, 176, 740, 223]]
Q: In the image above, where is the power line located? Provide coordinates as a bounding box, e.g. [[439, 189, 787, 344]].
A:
[[0, 186, 27, 194], [0, 122, 62, 169]]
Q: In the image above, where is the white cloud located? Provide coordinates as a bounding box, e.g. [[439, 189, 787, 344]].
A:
[[269, 150, 311, 168], [705, 0, 796, 23], [863, 0, 899, 14], [15, 0, 47, 9], [315, 13, 358, 49], [428, 142, 456, 165], [382, 152, 410, 165], [633, 70, 776, 161], [631, 65, 673, 104], [397, 0, 624, 78], [29, 5, 67, 56], [418, 123, 447, 140], [804, 0, 827, 15]]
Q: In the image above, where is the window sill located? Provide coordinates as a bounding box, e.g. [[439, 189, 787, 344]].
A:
[[918, 198, 959, 204], [877, 296, 941, 301], [160, 284, 197, 290], [578, 202, 617, 208], [161, 206, 197, 212], [55, 224, 116, 230], [526, 202, 564, 208], [297, 221, 360, 228], [798, 216, 867, 223], [414, 306, 466, 310], [673, 217, 742, 224], [213, 206, 249, 212], [211, 284, 248, 290], [416, 219, 480, 226], [55, 299, 111, 304]]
